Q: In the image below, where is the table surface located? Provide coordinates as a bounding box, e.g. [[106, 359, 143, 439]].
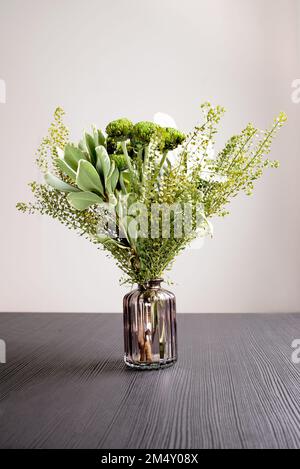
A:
[[0, 313, 300, 449]]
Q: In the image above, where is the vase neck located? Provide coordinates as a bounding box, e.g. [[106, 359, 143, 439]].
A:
[[138, 278, 163, 290]]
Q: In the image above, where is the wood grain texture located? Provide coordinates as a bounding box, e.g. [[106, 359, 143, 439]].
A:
[[0, 313, 300, 449]]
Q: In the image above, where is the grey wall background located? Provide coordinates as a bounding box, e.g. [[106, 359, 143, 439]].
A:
[[0, 0, 299, 313]]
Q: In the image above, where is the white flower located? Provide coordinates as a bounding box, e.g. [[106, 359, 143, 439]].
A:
[[153, 112, 177, 129]]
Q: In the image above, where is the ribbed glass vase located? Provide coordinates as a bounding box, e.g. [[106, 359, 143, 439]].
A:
[[123, 279, 177, 369]]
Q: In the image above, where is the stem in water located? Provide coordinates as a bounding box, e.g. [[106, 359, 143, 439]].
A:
[[138, 302, 153, 363]]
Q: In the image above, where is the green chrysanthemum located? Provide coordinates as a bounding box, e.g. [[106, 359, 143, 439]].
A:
[[106, 118, 133, 142]]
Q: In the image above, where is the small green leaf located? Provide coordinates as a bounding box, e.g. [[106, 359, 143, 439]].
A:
[[92, 125, 99, 147], [98, 129, 106, 146], [119, 171, 130, 194], [76, 160, 104, 196], [119, 215, 137, 248], [107, 160, 115, 179], [110, 165, 119, 193], [64, 144, 86, 171], [44, 173, 79, 192], [106, 160, 115, 193], [94, 233, 111, 243], [92, 127, 106, 148], [85, 132, 97, 166], [54, 158, 77, 181], [95, 146, 110, 185], [126, 215, 138, 242], [79, 138, 87, 152], [67, 191, 103, 210], [94, 234, 130, 250], [116, 195, 124, 219]]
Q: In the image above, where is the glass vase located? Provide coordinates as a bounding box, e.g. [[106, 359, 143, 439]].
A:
[[123, 279, 177, 369]]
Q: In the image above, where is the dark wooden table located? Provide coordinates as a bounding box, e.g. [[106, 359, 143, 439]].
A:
[[0, 313, 300, 449]]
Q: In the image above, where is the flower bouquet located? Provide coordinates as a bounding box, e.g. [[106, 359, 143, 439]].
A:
[[17, 103, 286, 369]]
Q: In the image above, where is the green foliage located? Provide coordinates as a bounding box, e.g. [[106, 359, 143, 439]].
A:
[[54, 157, 77, 181], [164, 128, 186, 150], [112, 153, 128, 171], [131, 121, 160, 148], [17, 104, 286, 284], [44, 172, 79, 192], [64, 144, 87, 170], [106, 118, 133, 142], [16, 182, 100, 237], [76, 160, 104, 197], [67, 191, 103, 211], [95, 146, 110, 185], [36, 107, 69, 173]]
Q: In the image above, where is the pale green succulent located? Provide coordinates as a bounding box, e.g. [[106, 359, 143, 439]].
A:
[[45, 131, 122, 211]]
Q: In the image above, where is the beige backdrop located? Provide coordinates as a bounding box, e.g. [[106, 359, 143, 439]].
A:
[[0, 0, 299, 313]]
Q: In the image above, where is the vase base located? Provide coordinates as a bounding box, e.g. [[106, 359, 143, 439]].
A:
[[124, 356, 177, 370]]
